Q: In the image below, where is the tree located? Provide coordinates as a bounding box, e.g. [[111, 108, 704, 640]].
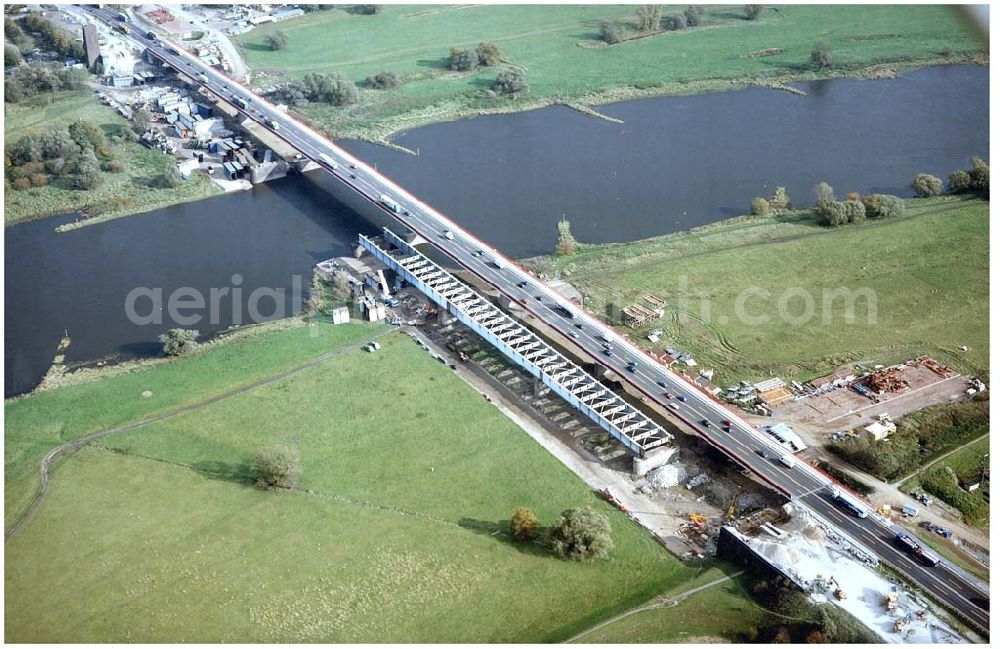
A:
[[768, 186, 791, 212], [684, 5, 704, 27], [71, 149, 102, 190], [494, 69, 528, 95], [329, 271, 353, 302], [911, 173, 942, 197], [351, 4, 382, 15], [948, 169, 971, 194], [264, 30, 287, 51], [663, 14, 686, 31], [811, 41, 833, 69], [364, 70, 400, 89], [4, 17, 26, 46], [476, 41, 503, 66], [68, 119, 106, 154], [813, 181, 834, 206], [252, 445, 301, 490], [750, 197, 770, 216], [745, 4, 763, 20], [448, 46, 478, 72], [635, 5, 662, 32], [510, 507, 540, 541], [270, 79, 308, 106], [968, 156, 989, 194], [132, 108, 151, 135], [158, 328, 199, 356], [805, 630, 825, 644], [548, 507, 614, 560], [843, 199, 866, 223], [555, 217, 577, 256], [154, 160, 183, 188], [599, 21, 623, 44]]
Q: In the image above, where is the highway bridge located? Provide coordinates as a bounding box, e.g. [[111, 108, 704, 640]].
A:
[[85, 7, 989, 634]]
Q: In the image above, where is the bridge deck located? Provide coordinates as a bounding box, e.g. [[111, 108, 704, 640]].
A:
[[360, 230, 672, 456]]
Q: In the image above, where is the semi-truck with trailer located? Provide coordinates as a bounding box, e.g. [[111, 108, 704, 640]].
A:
[[830, 487, 868, 518], [895, 532, 941, 567], [380, 194, 401, 214]]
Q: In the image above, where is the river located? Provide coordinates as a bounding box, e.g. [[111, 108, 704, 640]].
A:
[[4, 65, 988, 396]]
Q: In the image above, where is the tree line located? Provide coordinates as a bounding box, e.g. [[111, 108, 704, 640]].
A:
[[602, 5, 767, 45], [5, 119, 123, 191]]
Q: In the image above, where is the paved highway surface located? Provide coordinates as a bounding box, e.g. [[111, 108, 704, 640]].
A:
[[88, 7, 989, 634]]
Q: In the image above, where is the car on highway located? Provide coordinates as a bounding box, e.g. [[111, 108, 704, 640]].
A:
[[669, 403, 680, 410], [677, 395, 687, 402], [535, 295, 543, 301], [601, 342, 612, 350], [602, 349, 613, 357], [755, 449, 769, 459], [569, 331, 579, 339], [574, 323, 584, 330], [721, 419, 732, 426], [472, 250, 484, 257], [656, 380, 668, 388], [443, 229, 454, 240], [626, 363, 637, 373], [700, 419, 712, 427], [350, 163, 358, 169]]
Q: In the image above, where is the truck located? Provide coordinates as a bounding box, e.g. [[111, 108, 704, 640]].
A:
[[830, 487, 868, 518], [895, 532, 941, 567], [380, 194, 401, 213], [318, 153, 338, 170], [779, 454, 797, 469], [492, 258, 505, 270], [231, 95, 248, 110]]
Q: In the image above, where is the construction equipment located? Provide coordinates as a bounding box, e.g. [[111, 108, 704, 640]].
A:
[[886, 587, 899, 612], [876, 504, 892, 517], [600, 488, 628, 513], [726, 485, 743, 522], [828, 576, 848, 600], [688, 513, 706, 526]]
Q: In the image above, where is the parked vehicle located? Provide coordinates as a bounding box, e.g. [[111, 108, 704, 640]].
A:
[[901, 504, 918, 517]]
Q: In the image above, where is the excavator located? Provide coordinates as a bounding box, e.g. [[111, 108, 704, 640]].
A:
[[726, 485, 743, 522]]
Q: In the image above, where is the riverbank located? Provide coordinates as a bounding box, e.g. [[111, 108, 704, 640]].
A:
[[522, 196, 989, 388], [236, 4, 986, 142], [3, 89, 221, 228]]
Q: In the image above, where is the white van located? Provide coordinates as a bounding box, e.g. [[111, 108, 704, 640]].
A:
[[780, 454, 797, 469]]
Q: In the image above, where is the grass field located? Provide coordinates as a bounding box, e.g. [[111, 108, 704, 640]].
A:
[[570, 568, 763, 643], [530, 197, 989, 388], [4, 321, 386, 530], [236, 4, 984, 140], [4, 325, 745, 642], [4, 89, 219, 227]]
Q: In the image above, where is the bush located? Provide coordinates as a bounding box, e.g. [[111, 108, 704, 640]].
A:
[[843, 199, 866, 223], [555, 217, 577, 256], [948, 169, 971, 194], [12, 177, 31, 190], [548, 507, 613, 560], [510, 507, 540, 541], [102, 159, 125, 173], [364, 70, 400, 90], [350, 4, 382, 14], [252, 445, 301, 490], [44, 157, 65, 174], [750, 197, 770, 216], [911, 173, 942, 197], [861, 193, 904, 219], [448, 46, 479, 72], [816, 200, 847, 226], [5, 44, 21, 67], [635, 5, 662, 32], [663, 13, 686, 30], [154, 160, 183, 188], [264, 31, 287, 51], [476, 41, 502, 66], [493, 69, 528, 95], [745, 4, 763, 20], [74, 170, 102, 190], [811, 41, 833, 69], [684, 5, 704, 27], [159, 328, 199, 356], [29, 172, 48, 187], [599, 21, 623, 44]]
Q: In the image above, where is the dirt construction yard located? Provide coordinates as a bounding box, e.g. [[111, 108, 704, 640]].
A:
[[771, 362, 969, 444]]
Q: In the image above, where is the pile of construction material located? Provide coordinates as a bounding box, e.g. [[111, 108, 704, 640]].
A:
[[861, 367, 908, 394]]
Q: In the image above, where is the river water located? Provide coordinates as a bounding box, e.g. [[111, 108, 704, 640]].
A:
[[4, 65, 988, 396]]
